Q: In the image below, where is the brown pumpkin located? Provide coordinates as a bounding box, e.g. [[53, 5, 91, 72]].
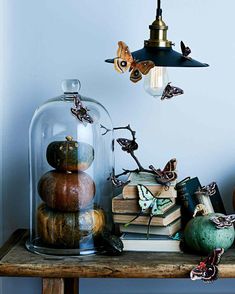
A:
[[37, 203, 106, 248], [38, 170, 95, 211]]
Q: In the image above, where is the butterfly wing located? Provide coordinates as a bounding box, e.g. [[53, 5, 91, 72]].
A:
[[138, 184, 154, 212], [151, 198, 172, 216], [136, 61, 155, 75], [114, 58, 131, 73], [130, 68, 142, 83], [180, 41, 186, 55], [116, 138, 132, 148], [117, 41, 133, 62], [114, 41, 133, 73], [162, 158, 177, 173], [130, 61, 155, 83]]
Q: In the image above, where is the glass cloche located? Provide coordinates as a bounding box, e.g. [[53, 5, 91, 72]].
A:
[[26, 79, 114, 255]]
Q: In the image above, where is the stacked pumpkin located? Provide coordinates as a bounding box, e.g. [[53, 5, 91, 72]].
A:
[[37, 136, 106, 248]]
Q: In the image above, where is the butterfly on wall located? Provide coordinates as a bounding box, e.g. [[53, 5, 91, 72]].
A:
[[124, 184, 173, 238], [71, 95, 93, 124], [210, 214, 235, 229], [180, 41, 191, 59], [190, 248, 224, 283], [116, 138, 138, 153], [199, 182, 217, 196], [114, 41, 155, 83], [149, 158, 177, 188], [161, 83, 184, 100]]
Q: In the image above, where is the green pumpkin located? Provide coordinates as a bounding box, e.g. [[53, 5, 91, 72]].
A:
[[184, 213, 235, 254], [46, 136, 94, 172]]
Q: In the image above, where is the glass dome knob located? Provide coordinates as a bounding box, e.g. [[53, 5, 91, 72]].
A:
[[62, 79, 81, 94]]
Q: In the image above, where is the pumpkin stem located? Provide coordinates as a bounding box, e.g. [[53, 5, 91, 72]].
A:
[[193, 204, 209, 217]]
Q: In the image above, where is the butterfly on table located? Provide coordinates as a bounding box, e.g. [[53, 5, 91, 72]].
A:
[[116, 138, 138, 153], [71, 95, 93, 124], [149, 158, 177, 188], [210, 214, 235, 229], [199, 182, 217, 197], [124, 184, 173, 238], [161, 82, 184, 100], [114, 41, 155, 83], [180, 41, 191, 60], [190, 248, 224, 283]]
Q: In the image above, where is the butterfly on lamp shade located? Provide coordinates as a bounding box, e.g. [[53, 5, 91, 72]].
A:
[[190, 248, 224, 283], [114, 41, 155, 83], [161, 83, 184, 100], [180, 41, 191, 59], [149, 158, 177, 188], [124, 184, 173, 238], [116, 138, 138, 153]]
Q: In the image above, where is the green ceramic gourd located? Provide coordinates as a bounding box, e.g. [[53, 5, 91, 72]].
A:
[[184, 213, 235, 254]]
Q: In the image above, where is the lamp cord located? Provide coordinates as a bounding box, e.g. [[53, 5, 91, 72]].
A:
[[156, 0, 162, 17]]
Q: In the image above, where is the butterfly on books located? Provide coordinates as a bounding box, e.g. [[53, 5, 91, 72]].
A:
[[124, 184, 173, 238], [116, 138, 138, 153], [181, 41, 191, 60], [190, 248, 224, 283], [149, 158, 177, 188], [71, 95, 93, 124], [114, 41, 155, 83], [138, 184, 172, 215], [210, 214, 235, 229], [161, 83, 184, 100], [199, 182, 217, 197]]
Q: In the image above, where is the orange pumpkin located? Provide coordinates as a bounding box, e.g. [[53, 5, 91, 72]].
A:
[[38, 170, 95, 211]]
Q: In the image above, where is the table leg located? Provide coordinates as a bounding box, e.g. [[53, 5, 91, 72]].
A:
[[42, 278, 79, 294]]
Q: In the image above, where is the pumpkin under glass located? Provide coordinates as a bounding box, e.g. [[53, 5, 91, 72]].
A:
[[26, 79, 114, 255]]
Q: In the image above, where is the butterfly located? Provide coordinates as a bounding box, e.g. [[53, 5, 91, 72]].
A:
[[71, 95, 93, 124], [199, 182, 217, 196], [125, 184, 173, 238], [116, 138, 138, 153], [161, 83, 184, 100], [181, 41, 191, 59], [190, 248, 224, 283], [110, 174, 130, 188], [210, 214, 235, 229], [149, 158, 177, 188], [114, 41, 155, 83]]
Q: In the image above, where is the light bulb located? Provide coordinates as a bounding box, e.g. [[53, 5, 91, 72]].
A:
[[144, 66, 169, 97]]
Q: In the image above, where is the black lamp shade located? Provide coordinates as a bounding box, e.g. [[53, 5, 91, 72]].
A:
[[105, 46, 209, 67]]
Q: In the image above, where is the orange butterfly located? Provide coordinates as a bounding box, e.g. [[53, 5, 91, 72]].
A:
[[114, 41, 155, 83]]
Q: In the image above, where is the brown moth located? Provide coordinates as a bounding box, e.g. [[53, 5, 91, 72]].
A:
[[114, 41, 155, 83], [149, 158, 177, 187]]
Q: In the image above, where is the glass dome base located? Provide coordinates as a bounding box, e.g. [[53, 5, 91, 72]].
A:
[[25, 238, 97, 256]]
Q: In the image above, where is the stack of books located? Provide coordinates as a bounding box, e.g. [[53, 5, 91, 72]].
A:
[[112, 172, 182, 252]]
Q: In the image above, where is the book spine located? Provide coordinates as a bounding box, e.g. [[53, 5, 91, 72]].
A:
[[210, 184, 226, 214]]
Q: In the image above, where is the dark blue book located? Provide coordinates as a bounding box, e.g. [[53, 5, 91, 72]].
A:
[[175, 177, 201, 227]]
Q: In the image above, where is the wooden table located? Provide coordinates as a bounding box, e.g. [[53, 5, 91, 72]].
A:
[[1, 229, 235, 294]]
